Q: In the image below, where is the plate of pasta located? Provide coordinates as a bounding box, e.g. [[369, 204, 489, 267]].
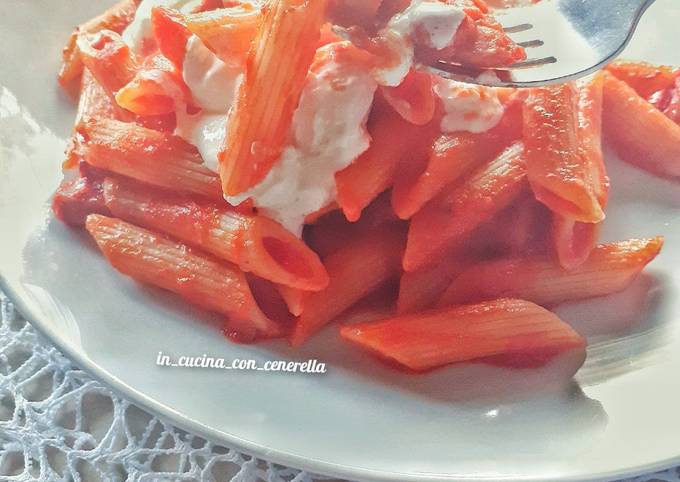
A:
[[3, 0, 680, 480]]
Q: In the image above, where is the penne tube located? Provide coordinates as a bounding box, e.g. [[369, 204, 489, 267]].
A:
[[548, 75, 609, 270], [151, 6, 194, 70], [335, 98, 438, 222], [58, 0, 141, 90], [52, 170, 110, 227], [438, 237, 664, 308], [277, 286, 308, 317], [77, 30, 140, 100], [472, 192, 551, 258], [64, 69, 121, 169], [578, 74, 609, 207], [75, 69, 119, 123], [317, 22, 343, 47], [552, 214, 601, 272], [303, 202, 339, 225], [417, 4, 526, 69], [380, 69, 436, 126], [185, 5, 263, 64], [192, 0, 223, 11], [403, 141, 528, 272], [399, 194, 547, 314], [291, 226, 406, 346], [85, 215, 284, 341], [397, 253, 468, 314], [602, 72, 680, 178], [77, 118, 224, 201], [604, 61, 678, 106], [115, 54, 189, 116], [340, 298, 586, 373], [218, 0, 327, 196], [305, 193, 399, 258], [246, 275, 296, 325], [102, 177, 329, 291], [391, 97, 523, 220], [327, 0, 382, 28], [524, 80, 607, 224], [664, 78, 680, 124]]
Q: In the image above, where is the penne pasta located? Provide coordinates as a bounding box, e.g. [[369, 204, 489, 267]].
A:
[[376, 0, 410, 19], [102, 177, 329, 291], [470, 192, 550, 257], [604, 61, 678, 107], [397, 252, 468, 314], [75, 69, 120, 123], [52, 169, 110, 227], [403, 140, 528, 272], [524, 80, 607, 224], [152, 6, 194, 70], [64, 69, 121, 169], [303, 202, 339, 225], [48, 0, 676, 373], [549, 75, 609, 270], [277, 285, 308, 317], [185, 6, 263, 64], [246, 275, 296, 325], [305, 193, 400, 258], [85, 215, 285, 341], [115, 54, 189, 116], [391, 96, 523, 220], [552, 214, 602, 272], [317, 22, 344, 47], [327, 0, 383, 27], [417, 2, 527, 69], [380, 69, 436, 126], [77, 118, 224, 201], [438, 237, 664, 308], [665, 78, 680, 124], [77, 30, 140, 101], [602, 72, 680, 178], [398, 193, 546, 315], [578, 74, 609, 203], [58, 0, 141, 90], [218, 0, 327, 196], [335, 97, 439, 222], [341, 298, 586, 372], [195, 0, 224, 11], [291, 226, 406, 346]]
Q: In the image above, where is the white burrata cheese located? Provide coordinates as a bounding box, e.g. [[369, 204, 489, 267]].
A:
[[175, 36, 242, 171], [390, 0, 466, 50], [374, 0, 466, 86], [372, 33, 415, 88], [176, 112, 228, 171], [176, 40, 377, 235], [183, 36, 243, 112], [227, 46, 378, 235], [434, 77, 505, 134], [122, 0, 203, 51]]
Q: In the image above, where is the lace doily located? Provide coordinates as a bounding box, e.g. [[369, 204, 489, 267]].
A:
[[0, 290, 678, 482]]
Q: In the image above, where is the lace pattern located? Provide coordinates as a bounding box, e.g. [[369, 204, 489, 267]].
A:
[[0, 291, 678, 482]]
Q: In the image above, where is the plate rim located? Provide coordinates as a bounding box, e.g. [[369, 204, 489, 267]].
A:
[[3, 273, 680, 482]]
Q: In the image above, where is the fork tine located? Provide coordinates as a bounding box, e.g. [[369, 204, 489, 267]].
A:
[[427, 0, 657, 88], [511, 57, 558, 69], [517, 39, 545, 48], [503, 23, 533, 33]]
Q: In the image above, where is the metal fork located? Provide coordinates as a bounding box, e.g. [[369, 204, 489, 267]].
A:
[[426, 0, 657, 87]]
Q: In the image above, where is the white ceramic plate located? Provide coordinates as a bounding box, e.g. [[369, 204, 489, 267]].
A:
[[2, 2, 680, 481]]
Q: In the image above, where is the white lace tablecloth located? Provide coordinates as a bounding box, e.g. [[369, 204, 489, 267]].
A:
[[0, 290, 678, 482]]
